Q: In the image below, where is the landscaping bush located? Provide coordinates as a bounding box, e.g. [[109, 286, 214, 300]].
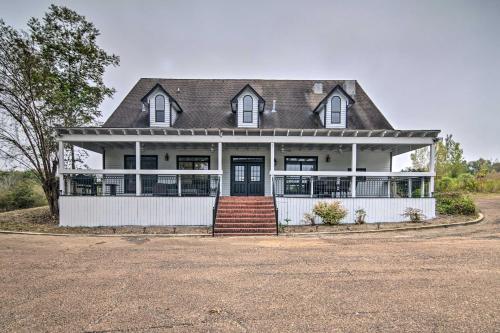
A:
[[354, 208, 366, 224], [312, 201, 347, 225], [435, 192, 476, 215], [302, 212, 316, 225], [402, 207, 425, 222]]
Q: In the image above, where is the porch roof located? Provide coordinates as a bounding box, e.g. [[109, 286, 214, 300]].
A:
[[56, 127, 440, 138]]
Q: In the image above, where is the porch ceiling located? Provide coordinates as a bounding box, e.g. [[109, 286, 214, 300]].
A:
[[71, 141, 426, 156]]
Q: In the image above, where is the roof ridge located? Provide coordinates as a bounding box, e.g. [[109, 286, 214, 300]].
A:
[[139, 78, 357, 82]]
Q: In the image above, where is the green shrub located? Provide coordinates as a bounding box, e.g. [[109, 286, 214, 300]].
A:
[[436, 176, 456, 192], [457, 173, 478, 192], [436, 192, 476, 215], [312, 201, 347, 225], [0, 172, 46, 212]]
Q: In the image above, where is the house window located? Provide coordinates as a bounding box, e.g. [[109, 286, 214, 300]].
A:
[[177, 156, 211, 196], [331, 96, 341, 124], [284, 157, 318, 195], [348, 167, 367, 182], [243, 95, 253, 123], [155, 95, 165, 123], [177, 156, 210, 170], [124, 155, 158, 194]]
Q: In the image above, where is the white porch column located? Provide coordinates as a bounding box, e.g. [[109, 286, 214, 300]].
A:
[[408, 178, 412, 198], [218, 142, 223, 193], [58, 140, 65, 195], [270, 142, 275, 195], [135, 142, 141, 196], [429, 141, 436, 196], [351, 143, 357, 198]]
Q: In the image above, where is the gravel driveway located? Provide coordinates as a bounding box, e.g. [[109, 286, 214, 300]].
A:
[[0, 195, 499, 332]]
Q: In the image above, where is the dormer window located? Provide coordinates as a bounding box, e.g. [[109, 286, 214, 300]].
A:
[[243, 95, 253, 123], [230, 84, 265, 128], [331, 96, 341, 124], [313, 84, 354, 129], [155, 95, 165, 122]]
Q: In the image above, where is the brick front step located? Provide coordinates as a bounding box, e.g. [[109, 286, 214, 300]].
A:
[[217, 213, 275, 218], [214, 196, 277, 236], [216, 218, 276, 224], [214, 228, 276, 233], [218, 204, 275, 209], [217, 207, 274, 214], [215, 232, 276, 237], [220, 196, 272, 201], [216, 223, 276, 228]]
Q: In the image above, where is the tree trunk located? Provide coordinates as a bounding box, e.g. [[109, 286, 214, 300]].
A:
[[42, 177, 59, 217]]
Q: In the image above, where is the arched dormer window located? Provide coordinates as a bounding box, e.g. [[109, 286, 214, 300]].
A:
[[243, 95, 253, 123], [155, 95, 165, 123], [331, 96, 341, 124]]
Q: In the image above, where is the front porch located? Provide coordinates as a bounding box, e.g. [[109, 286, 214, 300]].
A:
[[57, 128, 438, 227]]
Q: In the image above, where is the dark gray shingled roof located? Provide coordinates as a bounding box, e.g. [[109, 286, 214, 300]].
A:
[[103, 79, 393, 130]]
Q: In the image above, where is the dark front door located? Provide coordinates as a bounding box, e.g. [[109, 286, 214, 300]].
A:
[[231, 157, 265, 196]]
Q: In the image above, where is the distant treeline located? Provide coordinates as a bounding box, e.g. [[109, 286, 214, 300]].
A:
[[0, 171, 47, 212]]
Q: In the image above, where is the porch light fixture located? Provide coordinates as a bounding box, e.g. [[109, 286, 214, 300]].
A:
[[210, 144, 215, 153], [326, 154, 331, 163], [164, 153, 169, 161]]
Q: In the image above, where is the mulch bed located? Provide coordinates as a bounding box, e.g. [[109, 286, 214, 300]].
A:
[[281, 214, 475, 233], [0, 206, 476, 235]]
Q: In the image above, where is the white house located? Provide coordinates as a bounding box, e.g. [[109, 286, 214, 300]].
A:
[[56, 79, 439, 235]]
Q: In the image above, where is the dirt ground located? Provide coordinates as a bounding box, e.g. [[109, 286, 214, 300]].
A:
[[0, 195, 498, 332]]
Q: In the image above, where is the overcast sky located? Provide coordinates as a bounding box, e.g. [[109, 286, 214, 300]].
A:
[[1, 0, 499, 169]]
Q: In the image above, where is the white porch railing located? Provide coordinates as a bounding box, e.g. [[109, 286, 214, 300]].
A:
[[272, 173, 433, 198], [60, 170, 222, 197]]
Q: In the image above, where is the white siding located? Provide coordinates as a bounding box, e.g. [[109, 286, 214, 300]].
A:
[[59, 197, 436, 226], [276, 197, 436, 224], [171, 105, 178, 124], [325, 92, 347, 129], [148, 88, 171, 127], [237, 90, 259, 128], [59, 196, 215, 226], [318, 106, 325, 127]]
